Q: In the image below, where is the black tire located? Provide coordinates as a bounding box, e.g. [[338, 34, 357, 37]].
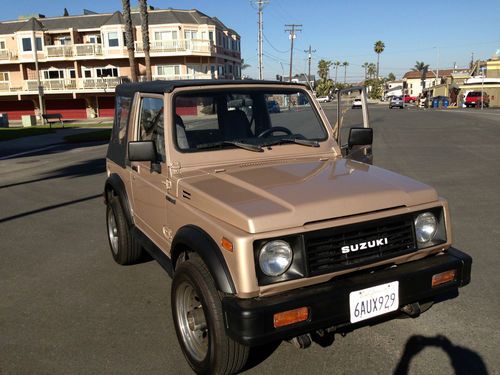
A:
[[172, 254, 249, 374], [106, 196, 143, 265]]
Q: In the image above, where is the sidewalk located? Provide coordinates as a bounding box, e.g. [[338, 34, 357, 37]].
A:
[[0, 127, 106, 159]]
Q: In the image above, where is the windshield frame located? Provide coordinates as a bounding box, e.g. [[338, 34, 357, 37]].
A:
[[165, 83, 339, 168]]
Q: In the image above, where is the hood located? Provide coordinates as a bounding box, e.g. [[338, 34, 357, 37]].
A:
[[179, 158, 438, 233]]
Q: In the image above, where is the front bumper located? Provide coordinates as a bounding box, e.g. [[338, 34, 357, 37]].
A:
[[222, 248, 471, 346]]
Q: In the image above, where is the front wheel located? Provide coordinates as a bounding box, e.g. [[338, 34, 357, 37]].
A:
[[172, 255, 249, 374]]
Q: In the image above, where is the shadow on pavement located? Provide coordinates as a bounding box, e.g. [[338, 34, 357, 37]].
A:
[[0, 158, 105, 190], [240, 341, 281, 373], [394, 335, 488, 375], [0, 193, 102, 224]]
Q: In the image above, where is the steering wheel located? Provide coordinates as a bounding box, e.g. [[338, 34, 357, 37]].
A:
[[257, 126, 293, 138]]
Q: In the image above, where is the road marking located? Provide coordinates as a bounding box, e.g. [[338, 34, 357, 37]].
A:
[[0, 145, 59, 160]]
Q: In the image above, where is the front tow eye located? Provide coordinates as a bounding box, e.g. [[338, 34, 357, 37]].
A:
[[401, 302, 421, 318]]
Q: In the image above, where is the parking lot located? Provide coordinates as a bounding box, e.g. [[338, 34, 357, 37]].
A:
[[1, 105, 499, 374]]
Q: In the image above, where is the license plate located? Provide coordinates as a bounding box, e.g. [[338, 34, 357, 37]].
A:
[[349, 281, 399, 323]]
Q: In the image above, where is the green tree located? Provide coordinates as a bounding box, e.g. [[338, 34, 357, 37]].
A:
[[317, 59, 333, 81], [374, 40, 385, 79], [342, 61, 349, 83], [122, 0, 137, 82], [362, 62, 369, 80], [139, 0, 151, 81], [365, 78, 383, 99], [367, 63, 376, 79], [387, 72, 396, 81]]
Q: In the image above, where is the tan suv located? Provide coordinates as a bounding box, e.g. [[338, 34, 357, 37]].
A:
[[104, 80, 471, 374]]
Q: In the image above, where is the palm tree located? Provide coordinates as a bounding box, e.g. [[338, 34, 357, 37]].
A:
[[367, 63, 376, 79], [122, 0, 137, 82], [342, 61, 349, 83], [139, 0, 152, 81], [334, 61, 341, 84], [374, 40, 385, 79], [362, 62, 369, 80], [412, 61, 429, 90], [317, 59, 332, 81]]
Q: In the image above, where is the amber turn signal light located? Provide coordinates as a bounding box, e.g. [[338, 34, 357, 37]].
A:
[[273, 307, 309, 328], [221, 237, 233, 252], [432, 269, 457, 287]]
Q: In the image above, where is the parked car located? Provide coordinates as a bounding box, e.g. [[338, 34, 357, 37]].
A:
[[316, 96, 330, 103], [267, 100, 281, 113], [352, 98, 362, 109], [465, 91, 489, 108], [389, 96, 404, 109], [104, 80, 471, 374], [404, 95, 417, 103]]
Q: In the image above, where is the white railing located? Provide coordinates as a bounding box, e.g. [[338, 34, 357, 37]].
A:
[[74, 43, 103, 56], [0, 81, 10, 91], [45, 44, 103, 58], [25, 79, 77, 91], [81, 77, 122, 89], [45, 45, 74, 58], [153, 73, 214, 81], [0, 49, 16, 60], [135, 39, 213, 54]]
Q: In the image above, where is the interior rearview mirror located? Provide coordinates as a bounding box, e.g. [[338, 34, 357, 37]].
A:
[[348, 127, 373, 148], [128, 141, 157, 162]]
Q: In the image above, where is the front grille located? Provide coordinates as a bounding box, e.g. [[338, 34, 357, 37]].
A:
[[304, 215, 416, 276]]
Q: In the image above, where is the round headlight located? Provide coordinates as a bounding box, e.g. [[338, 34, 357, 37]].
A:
[[414, 212, 437, 243], [259, 240, 293, 277]]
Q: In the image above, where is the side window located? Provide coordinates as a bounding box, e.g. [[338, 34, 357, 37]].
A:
[[111, 96, 131, 145], [138, 97, 165, 162]]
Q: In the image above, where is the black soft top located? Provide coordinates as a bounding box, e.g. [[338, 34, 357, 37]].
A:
[[115, 79, 307, 97]]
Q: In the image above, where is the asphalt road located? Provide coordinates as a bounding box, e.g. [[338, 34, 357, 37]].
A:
[[1, 106, 499, 374]]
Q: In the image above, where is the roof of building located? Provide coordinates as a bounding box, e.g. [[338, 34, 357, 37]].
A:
[[115, 80, 307, 97], [403, 68, 469, 79], [0, 9, 239, 35]]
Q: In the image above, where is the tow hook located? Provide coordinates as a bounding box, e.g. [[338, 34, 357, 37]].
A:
[[401, 302, 421, 318], [288, 334, 312, 349]]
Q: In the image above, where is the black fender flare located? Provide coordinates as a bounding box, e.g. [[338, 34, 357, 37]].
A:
[[104, 173, 133, 226], [172, 225, 236, 294]]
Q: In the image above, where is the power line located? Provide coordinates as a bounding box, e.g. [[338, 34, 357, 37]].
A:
[[263, 33, 289, 53], [284, 24, 302, 82]]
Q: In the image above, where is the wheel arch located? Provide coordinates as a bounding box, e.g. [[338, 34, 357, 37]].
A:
[[104, 173, 133, 226], [171, 225, 236, 294]]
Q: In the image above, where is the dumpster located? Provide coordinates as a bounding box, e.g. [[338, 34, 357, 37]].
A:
[[432, 98, 439, 108], [0, 113, 8, 127], [443, 98, 449, 108]]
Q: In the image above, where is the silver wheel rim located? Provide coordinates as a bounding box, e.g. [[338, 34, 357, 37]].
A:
[[175, 281, 208, 362], [107, 208, 119, 255]]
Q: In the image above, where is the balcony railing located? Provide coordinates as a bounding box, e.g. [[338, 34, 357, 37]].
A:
[[135, 39, 214, 54], [0, 49, 17, 61], [44, 43, 103, 59], [21, 77, 122, 92], [82, 77, 122, 89], [153, 73, 214, 81], [0, 81, 10, 91]]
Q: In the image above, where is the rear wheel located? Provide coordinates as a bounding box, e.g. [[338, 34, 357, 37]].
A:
[[172, 254, 249, 374], [106, 196, 143, 265]]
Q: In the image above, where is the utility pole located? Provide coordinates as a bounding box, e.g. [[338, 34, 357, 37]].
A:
[[251, 0, 268, 80], [31, 23, 45, 123], [285, 24, 302, 83], [304, 45, 316, 89]]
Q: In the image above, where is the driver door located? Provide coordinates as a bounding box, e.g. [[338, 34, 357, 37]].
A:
[[129, 95, 169, 250]]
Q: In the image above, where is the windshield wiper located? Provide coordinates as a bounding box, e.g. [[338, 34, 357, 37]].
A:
[[262, 137, 320, 148], [196, 140, 263, 152]]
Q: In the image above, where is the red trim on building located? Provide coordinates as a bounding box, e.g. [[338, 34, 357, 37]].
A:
[[45, 99, 87, 119], [97, 97, 115, 117], [0, 100, 35, 120]]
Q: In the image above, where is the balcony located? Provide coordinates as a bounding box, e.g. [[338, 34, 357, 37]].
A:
[[20, 77, 122, 93], [135, 39, 214, 54], [152, 73, 214, 81], [0, 49, 17, 61], [45, 43, 103, 59], [81, 77, 121, 89]]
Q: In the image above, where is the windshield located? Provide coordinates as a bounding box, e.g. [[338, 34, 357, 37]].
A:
[[173, 88, 328, 152]]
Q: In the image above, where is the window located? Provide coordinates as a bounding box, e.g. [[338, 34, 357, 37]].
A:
[[23, 37, 42, 52], [107, 32, 119, 47], [43, 70, 64, 79], [88, 35, 101, 44], [111, 96, 132, 146], [157, 65, 180, 76], [59, 36, 71, 45], [154, 30, 177, 40], [208, 31, 214, 42], [69, 69, 76, 79], [138, 97, 165, 162], [184, 30, 198, 40], [0, 41, 5, 50], [96, 67, 118, 77], [83, 69, 92, 78], [0, 72, 8, 81]]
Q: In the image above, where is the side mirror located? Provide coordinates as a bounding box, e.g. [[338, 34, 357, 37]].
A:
[[128, 141, 157, 162], [348, 127, 373, 148]]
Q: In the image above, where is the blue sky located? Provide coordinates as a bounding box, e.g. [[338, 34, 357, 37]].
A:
[[4, 0, 500, 81]]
